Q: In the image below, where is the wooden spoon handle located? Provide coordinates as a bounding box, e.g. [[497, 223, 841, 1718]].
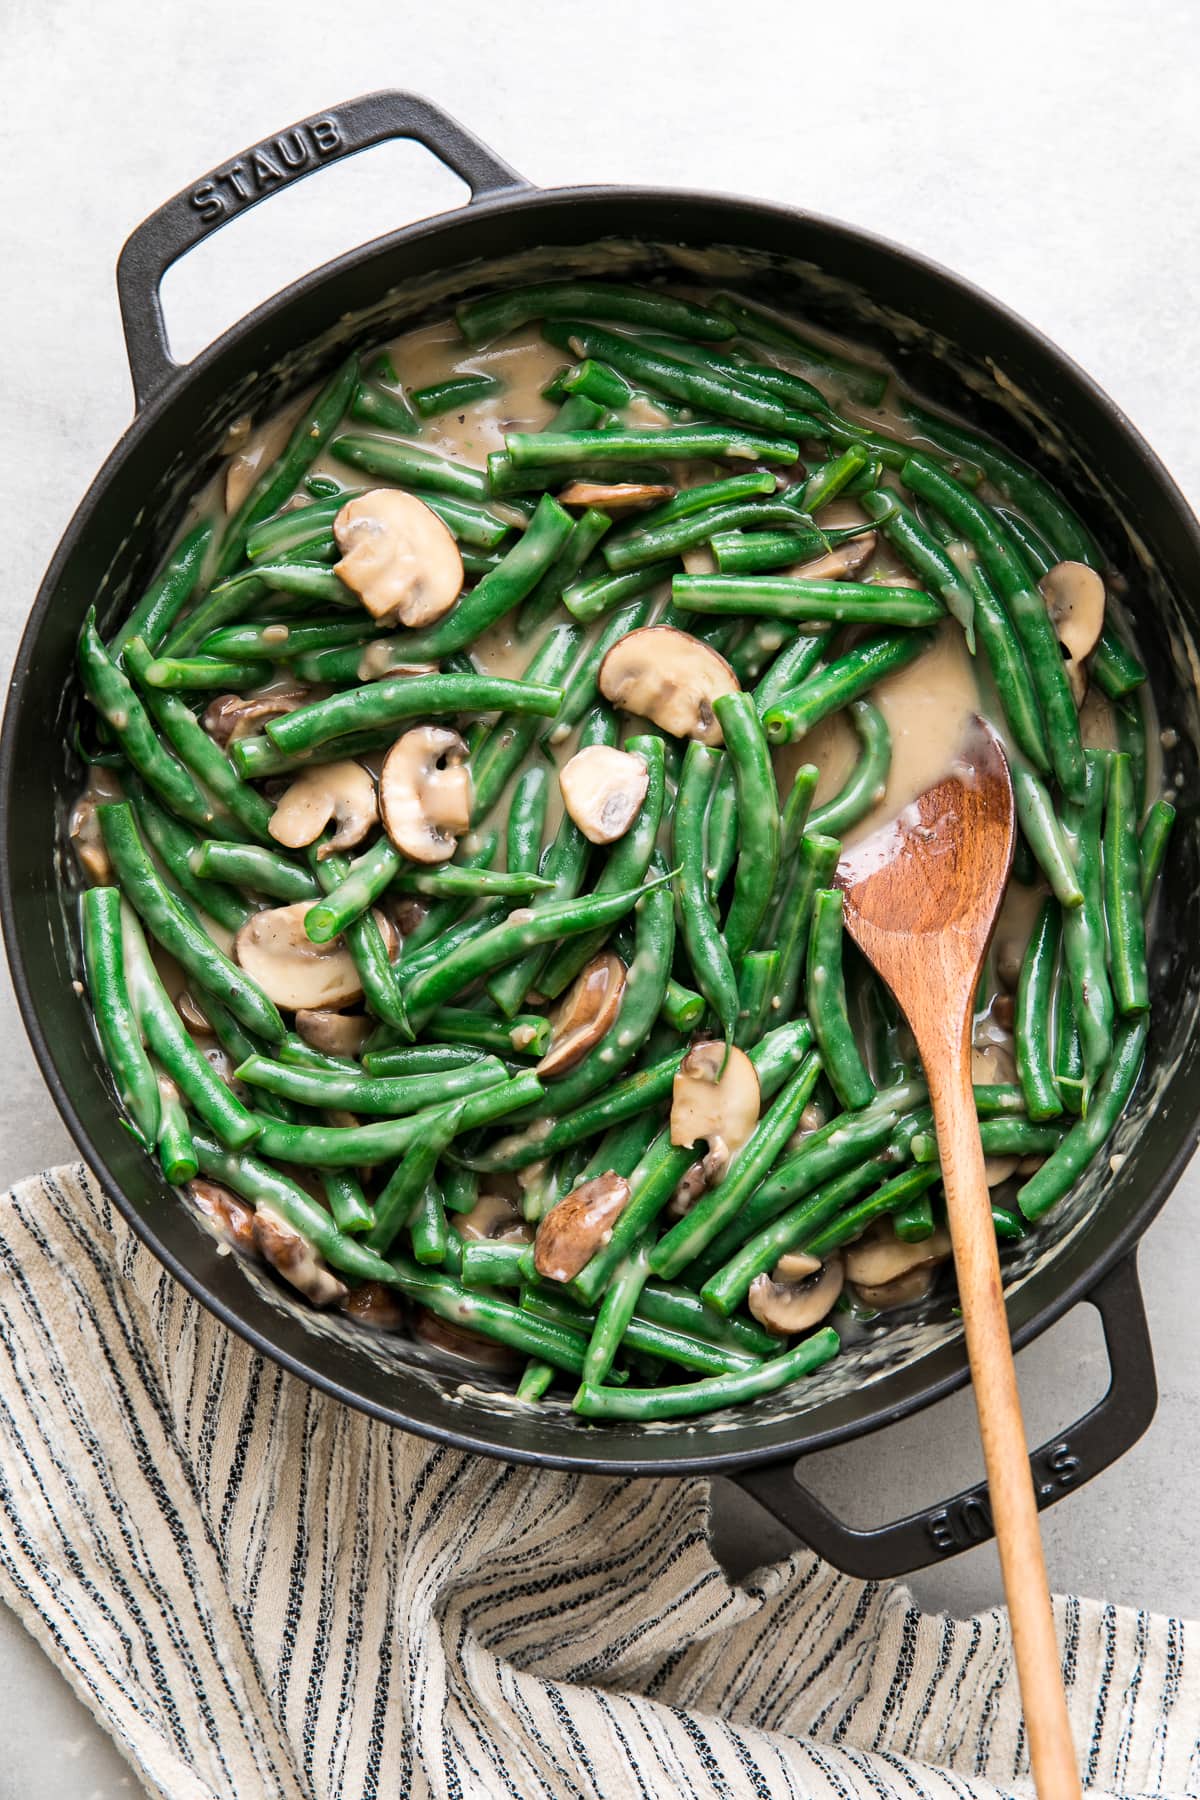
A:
[[929, 1053, 1080, 1799]]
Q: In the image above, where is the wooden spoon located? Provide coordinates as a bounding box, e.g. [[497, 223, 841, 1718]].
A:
[[836, 715, 1079, 1800]]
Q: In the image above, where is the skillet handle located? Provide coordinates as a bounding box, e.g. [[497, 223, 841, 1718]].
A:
[[732, 1250, 1156, 1578], [116, 90, 529, 410]]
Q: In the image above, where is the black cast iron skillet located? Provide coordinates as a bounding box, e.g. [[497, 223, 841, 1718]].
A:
[[6, 91, 1199, 1579]]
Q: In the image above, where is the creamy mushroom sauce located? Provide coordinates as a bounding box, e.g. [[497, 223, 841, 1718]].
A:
[[72, 283, 1165, 1404]]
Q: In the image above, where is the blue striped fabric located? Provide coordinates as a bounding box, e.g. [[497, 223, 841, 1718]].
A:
[[0, 1165, 1195, 1799]]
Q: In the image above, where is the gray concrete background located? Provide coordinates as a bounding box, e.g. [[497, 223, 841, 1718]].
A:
[[2, 1, 1198, 1791]]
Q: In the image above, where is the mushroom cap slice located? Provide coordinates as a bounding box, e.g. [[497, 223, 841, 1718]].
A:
[[340, 1281, 405, 1331], [1041, 560, 1106, 705], [538, 953, 627, 1078], [334, 488, 464, 626], [202, 686, 309, 747], [253, 1205, 348, 1306], [268, 759, 378, 859], [295, 1008, 372, 1058], [189, 1178, 256, 1253], [749, 1254, 845, 1336], [843, 1221, 953, 1289], [598, 625, 740, 745], [795, 530, 878, 582], [454, 1193, 532, 1244], [557, 480, 676, 512], [234, 901, 363, 1010], [379, 726, 472, 864], [413, 1309, 522, 1370], [670, 1040, 760, 1154], [559, 746, 649, 845], [533, 1172, 631, 1283]]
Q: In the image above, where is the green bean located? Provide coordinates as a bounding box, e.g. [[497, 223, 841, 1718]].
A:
[[582, 1243, 651, 1385], [460, 1241, 529, 1288], [635, 1283, 777, 1356], [470, 621, 584, 823], [1091, 631, 1147, 701], [562, 559, 677, 625], [555, 359, 634, 408], [1140, 799, 1176, 903], [245, 494, 348, 562], [525, 1288, 757, 1378], [119, 906, 260, 1149], [889, 1187, 938, 1242], [605, 473, 778, 562], [1115, 691, 1147, 818], [80, 888, 161, 1150], [1018, 1017, 1149, 1222], [859, 487, 976, 644], [772, 832, 841, 1020], [574, 1326, 839, 1421], [302, 841, 407, 1032], [457, 281, 736, 346], [763, 630, 933, 743], [227, 728, 393, 782], [348, 378, 417, 435], [189, 841, 316, 903], [603, 501, 828, 576], [538, 735, 665, 998], [710, 293, 887, 405], [518, 508, 613, 637], [650, 1051, 823, 1280], [674, 575, 942, 628], [234, 1051, 509, 1115], [318, 1164, 372, 1236], [110, 519, 216, 660], [673, 742, 739, 1043], [215, 356, 358, 579], [1061, 749, 1114, 1089], [550, 595, 659, 737], [808, 889, 875, 1110], [1103, 752, 1149, 1015], [78, 613, 220, 832], [903, 454, 1084, 801], [504, 422, 800, 471], [800, 445, 877, 511], [406, 1177, 448, 1266], [1054, 971, 1085, 1117], [126, 780, 250, 932], [1016, 900, 1063, 1122], [302, 841, 400, 944], [516, 1361, 556, 1402], [713, 692, 780, 961], [476, 1050, 679, 1174], [735, 949, 780, 1047], [151, 1072, 197, 1183], [250, 1069, 542, 1168], [808, 702, 890, 838], [800, 1163, 941, 1259], [412, 373, 504, 417], [122, 637, 275, 841], [99, 803, 284, 1043], [777, 763, 821, 870], [390, 1254, 589, 1374], [910, 1120, 1064, 1163], [400, 902, 507, 980], [266, 670, 563, 758], [328, 432, 491, 502], [162, 553, 342, 658], [637, 329, 832, 417], [194, 1134, 395, 1283], [199, 617, 375, 663], [961, 562, 1052, 775], [1012, 767, 1084, 908], [138, 653, 258, 691], [441, 1163, 479, 1217]]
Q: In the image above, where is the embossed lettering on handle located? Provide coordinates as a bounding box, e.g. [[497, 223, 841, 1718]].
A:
[[189, 117, 346, 223], [924, 1438, 1082, 1556]]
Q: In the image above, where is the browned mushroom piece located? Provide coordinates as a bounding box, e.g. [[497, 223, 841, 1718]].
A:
[[557, 480, 676, 512], [453, 1193, 532, 1245], [267, 759, 378, 859], [1040, 560, 1106, 705], [558, 746, 649, 844], [379, 726, 472, 863], [749, 1253, 845, 1336], [188, 1178, 257, 1253], [252, 1205, 349, 1305], [333, 488, 464, 626], [844, 1220, 953, 1310], [295, 1008, 372, 1058], [356, 644, 441, 684], [670, 1041, 760, 1153], [340, 1282, 405, 1331], [794, 530, 878, 582], [598, 626, 741, 745], [233, 901, 364, 1009], [533, 1172, 631, 1283], [666, 1138, 732, 1219], [414, 1310, 523, 1369], [69, 770, 123, 883], [537, 953, 626, 1078], [201, 686, 309, 747], [177, 990, 213, 1035]]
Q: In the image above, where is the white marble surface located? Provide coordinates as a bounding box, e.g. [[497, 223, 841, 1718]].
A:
[[3, 0, 1199, 1791]]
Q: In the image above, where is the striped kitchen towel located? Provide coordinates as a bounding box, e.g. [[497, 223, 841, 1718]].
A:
[[0, 1166, 1195, 1800]]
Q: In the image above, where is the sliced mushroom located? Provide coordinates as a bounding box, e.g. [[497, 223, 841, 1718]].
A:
[[854, 1265, 941, 1311], [533, 1171, 631, 1282], [333, 488, 464, 626], [188, 1178, 256, 1253], [557, 480, 676, 512], [202, 686, 309, 747], [749, 1254, 845, 1336], [268, 760, 378, 859], [843, 1220, 953, 1289], [233, 901, 363, 1009], [413, 1309, 522, 1370], [559, 746, 649, 844], [598, 626, 740, 745], [983, 1155, 1021, 1188], [177, 990, 213, 1035], [537, 954, 626, 1079], [670, 1040, 760, 1154], [666, 1138, 733, 1219], [379, 726, 472, 864], [295, 1008, 372, 1058], [356, 644, 440, 684], [795, 530, 877, 582], [776, 1251, 822, 1281], [252, 1204, 348, 1305], [68, 792, 113, 884], [1041, 561, 1106, 706], [454, 1193, 532, 1244], [340, 1281, 405, 1331]]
